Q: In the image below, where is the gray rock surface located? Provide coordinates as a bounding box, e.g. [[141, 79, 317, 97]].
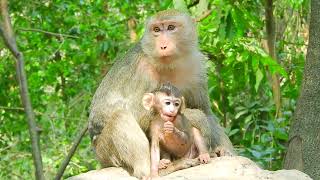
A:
[[69, 156, 312, 180]]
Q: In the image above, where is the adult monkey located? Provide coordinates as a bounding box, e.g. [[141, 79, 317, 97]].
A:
[[88, 9, 235, 178]]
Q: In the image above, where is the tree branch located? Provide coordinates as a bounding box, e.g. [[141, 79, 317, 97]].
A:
[[195, 10, 213, 22], [0, 106, 24, 111], [0, 140, 18, 153], [264, 0, 282, 118], [54, 123, 88, 180], [187, 0, 200, 8], [0, 1, 44, 179], [17, 27, 79, 39], [128, 18, 137, 43], [0, 106, 87, 121]]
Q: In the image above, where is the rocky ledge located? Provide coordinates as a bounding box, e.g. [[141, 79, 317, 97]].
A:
[[69, 156, 312, 180]]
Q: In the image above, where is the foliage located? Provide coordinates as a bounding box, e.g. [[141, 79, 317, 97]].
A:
[[0, 0, 309, 179]]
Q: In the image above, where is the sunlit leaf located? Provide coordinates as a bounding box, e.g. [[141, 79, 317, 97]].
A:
[[228, 128, 240, 136], [255, 68, 263, 92], [173, 0, 188, 12], [235, 110, 248, 119]]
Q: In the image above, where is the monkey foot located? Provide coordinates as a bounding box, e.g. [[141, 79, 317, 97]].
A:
[[159, 158, 200, 176], [159, 159, 171, 169], [214, 146, 234, 157]]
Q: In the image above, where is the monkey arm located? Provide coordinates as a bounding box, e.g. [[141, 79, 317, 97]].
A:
[[183, 109, 236, 155], [192, 127, 209, 154], [164, 127, 190, 146], [150, 123, 161, 176], [163, 119, 190, 146], [181, 110, 211, 144]]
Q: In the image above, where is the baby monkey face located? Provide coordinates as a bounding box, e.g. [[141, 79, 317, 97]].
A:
[[157, 93, 181, 122]]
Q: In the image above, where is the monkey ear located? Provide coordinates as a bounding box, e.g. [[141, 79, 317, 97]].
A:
[[142, 93, 155, 111], [181, 96, 186, 112]]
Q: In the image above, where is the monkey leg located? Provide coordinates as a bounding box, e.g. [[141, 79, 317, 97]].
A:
[[207, 115, 236, 156], [183, 109, 236, 156], [158, 158, 200, 176], [94, 110, 150, 178]]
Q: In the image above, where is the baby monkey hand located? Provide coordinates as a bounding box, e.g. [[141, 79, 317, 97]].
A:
[[163, 121, 175, 134]]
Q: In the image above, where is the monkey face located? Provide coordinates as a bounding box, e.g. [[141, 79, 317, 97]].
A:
[[149, 21, 180, 58], [141, 11, 197, 63], [158, 94, 181, 122]]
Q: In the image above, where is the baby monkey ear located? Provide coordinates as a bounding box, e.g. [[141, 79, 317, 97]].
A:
[[142, 93, 155, 111], [180, 96, 186, 112]]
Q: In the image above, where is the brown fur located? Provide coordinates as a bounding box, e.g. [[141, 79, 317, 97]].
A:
[[143, 87, 212, 178], [88, 9, 235, 178]]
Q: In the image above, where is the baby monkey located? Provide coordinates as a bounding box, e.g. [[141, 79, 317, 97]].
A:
[[142, 83, 210, 178]]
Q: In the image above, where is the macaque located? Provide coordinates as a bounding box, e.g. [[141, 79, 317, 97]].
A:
[[88, 9, 235, 178], [142, 83, 210, 178]]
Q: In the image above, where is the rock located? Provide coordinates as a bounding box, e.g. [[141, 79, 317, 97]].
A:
[[68, 167, 136, 180], [68, 156, 312, 180]]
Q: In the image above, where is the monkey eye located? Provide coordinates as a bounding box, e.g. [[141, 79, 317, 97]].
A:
[[167, 25, 175, 31], [165, 101, 171, 105], [174, 102, 180, 107], [153, 26, 161, 32]]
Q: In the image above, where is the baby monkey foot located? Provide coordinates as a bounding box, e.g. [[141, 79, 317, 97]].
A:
[[142, 175, 160, 180], [159, 159, 171, 169]]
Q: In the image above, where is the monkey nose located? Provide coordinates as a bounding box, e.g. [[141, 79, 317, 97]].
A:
[[160, 46, 167, 50]]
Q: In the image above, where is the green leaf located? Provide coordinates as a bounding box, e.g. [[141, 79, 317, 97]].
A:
[[260, 134, 272, 143], [261, 57, 288, 77], [195, 0, 209, 17], [248, 149, 262, 158], [225, 12, 236, 40], [244, 114, 253, 124], [255, 68, 263, 92], [274, 128, 288, 140], [252, 55, 259, 72], [228, 128, 240, 136], [173, 0, 188, 12], [231, 8, 245, 37], [235, 109, 248, 119]]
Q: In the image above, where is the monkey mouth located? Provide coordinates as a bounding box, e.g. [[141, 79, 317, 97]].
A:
[[161, 114, 175, 121], [157, 50, 178, 59], [158, 55, 174, 63]]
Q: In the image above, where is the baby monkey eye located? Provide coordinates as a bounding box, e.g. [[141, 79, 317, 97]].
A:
[[167, 25, 175, 31], [165, 101, 171, 105], [174, 102, 180, 107], [153, 26, 160, 32]]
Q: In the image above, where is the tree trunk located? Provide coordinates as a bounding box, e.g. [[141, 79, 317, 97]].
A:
[[283, 0, 320, 179], [0, 1, 44, 179], [265, 0, 282, 118]]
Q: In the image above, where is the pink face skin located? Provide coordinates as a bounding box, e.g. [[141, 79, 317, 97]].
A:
[[149, 21, 180, 58], [157, 94, 181, 122]]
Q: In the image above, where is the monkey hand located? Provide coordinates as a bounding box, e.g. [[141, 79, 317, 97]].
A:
[[198, 153, 210, 164], [163, 121, 175, 134], [159, 159, 171, 169]]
